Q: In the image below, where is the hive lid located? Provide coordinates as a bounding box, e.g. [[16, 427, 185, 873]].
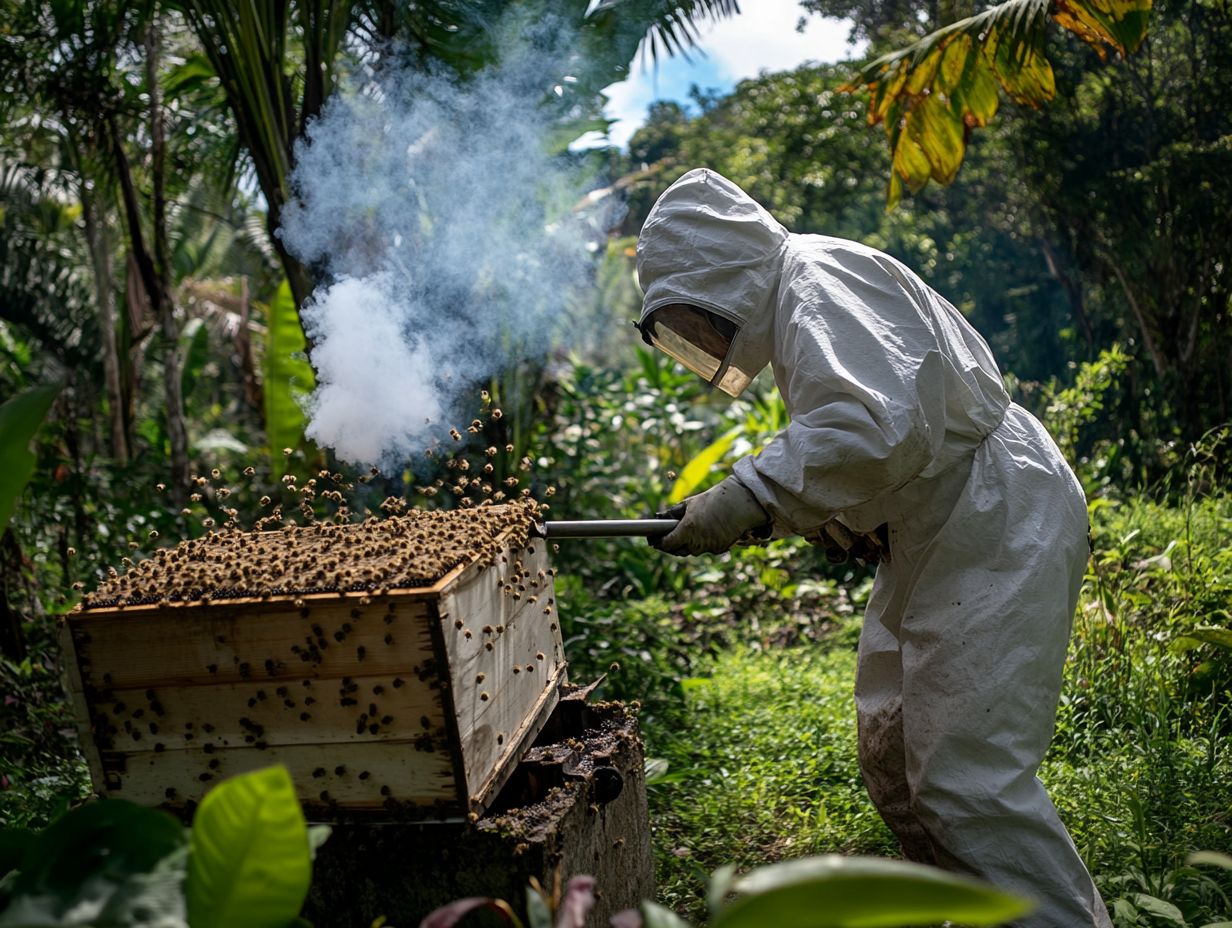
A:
[[79, 501, 540, 611]]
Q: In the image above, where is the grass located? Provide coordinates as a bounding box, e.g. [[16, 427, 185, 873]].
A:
[[608, 492, 1232, 926], [642, 640, 896, 920]]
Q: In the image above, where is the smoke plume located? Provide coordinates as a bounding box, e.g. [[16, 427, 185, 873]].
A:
[[280, 21, 603, 467]]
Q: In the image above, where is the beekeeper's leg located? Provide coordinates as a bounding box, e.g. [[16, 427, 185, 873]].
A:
[[855, 557, 937, 865], [899, 429, 1110, 927]]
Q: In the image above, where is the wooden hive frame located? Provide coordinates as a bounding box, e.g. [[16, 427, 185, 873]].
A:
[[61, 525, 566, 821]]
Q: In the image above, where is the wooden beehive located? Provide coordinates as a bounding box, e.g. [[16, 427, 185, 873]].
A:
[[61, 503, 567, 820]]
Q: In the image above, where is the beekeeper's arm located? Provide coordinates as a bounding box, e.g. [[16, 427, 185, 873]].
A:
[[731, 296, 948, 538]]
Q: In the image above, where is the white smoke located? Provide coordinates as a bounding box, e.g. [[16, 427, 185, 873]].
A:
[[280, 21, 603, 467]]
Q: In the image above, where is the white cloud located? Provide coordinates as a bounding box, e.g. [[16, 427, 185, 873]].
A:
[[588, 1, 865, 149], [701, 1, 860, 81]]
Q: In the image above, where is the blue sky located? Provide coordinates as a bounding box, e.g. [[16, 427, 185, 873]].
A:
[[581, 0, 866, 149]]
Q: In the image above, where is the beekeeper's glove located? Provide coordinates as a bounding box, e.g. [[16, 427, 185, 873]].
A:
[[653, 475, 770, 556]]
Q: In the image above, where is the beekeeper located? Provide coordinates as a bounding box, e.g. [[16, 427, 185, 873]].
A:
[[636, 168, 1109, 928]]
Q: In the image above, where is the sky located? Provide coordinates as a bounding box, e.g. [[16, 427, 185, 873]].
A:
[[586, 0, 865, 149]]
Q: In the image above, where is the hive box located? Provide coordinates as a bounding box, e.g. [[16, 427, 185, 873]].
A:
[[60, 526, 566, 820]]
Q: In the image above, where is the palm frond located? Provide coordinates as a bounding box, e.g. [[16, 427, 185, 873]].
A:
[[843, 0, 1151, 207]]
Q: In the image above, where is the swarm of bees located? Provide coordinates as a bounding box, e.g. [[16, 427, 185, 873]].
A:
[[76, 402, 568, 610], [78, 501, 541, 609]]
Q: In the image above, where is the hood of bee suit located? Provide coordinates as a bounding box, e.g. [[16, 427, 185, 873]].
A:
[[636, 169, 788, 393]]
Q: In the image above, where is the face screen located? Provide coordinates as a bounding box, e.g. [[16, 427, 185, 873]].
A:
[[640, 304, 740, 386]]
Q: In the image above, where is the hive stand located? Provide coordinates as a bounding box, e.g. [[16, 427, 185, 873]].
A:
[[303, 687, 654, 927]]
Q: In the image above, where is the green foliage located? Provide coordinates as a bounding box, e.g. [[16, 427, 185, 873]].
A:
[[1035, 344, 1135, 492], [708, 856, 1029, 927], [0, 766, 323, 928], [186, 765, 313, 928], [259, 280, 315, 477], [0, 384, 61, 534], [844, 0, 1152, 206], [0, 801, 188, 927]]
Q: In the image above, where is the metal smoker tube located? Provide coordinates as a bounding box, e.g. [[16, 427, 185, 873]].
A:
[[535, 519, 679, 539]]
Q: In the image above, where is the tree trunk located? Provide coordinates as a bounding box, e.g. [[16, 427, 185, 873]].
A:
[[1108, 260, 1168, 382], [80, 177, 130, 465], [145, 16, 191, 502], [235, 276, 263, 412], [0, 530, 26, 661]]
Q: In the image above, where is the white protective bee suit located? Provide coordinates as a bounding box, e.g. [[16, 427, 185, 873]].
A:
[[636, 168, 1110, 928]]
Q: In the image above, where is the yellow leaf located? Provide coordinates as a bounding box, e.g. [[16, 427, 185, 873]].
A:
[[910, 94, 965, 184], [951, 57, 1000, 127], [872, 63, 910, 124], [669, 427, 742, 503], [992, 28, 1056, 104], [905, 47, 945, 96], [1052, 0, 1151, 57], [886, 170, 903, 211], [892, 124, 932, 195], [937, 34, 974, 95]]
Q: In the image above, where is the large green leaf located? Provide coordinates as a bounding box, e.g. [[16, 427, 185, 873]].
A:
[[1189, 851, 1232, 871], [0, 829, 32, 880], [1175, 625, 1232, 651], [669, 426, 741, 503], [260, 279, 314, 477], [711, 855, 1031, 928], [0, 801, 188, 928], [179, 318, 210, 406], [185, 765, 312, 928], [638, 900, 694, 928], [0, 383, 61, 534]]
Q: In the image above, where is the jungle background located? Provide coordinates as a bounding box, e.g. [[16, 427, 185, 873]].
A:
[[1, 0, 1230, 925]]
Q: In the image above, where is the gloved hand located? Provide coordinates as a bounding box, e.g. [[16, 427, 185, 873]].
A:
[[806, 519, 892, 565], [652, 475, 770, 556]]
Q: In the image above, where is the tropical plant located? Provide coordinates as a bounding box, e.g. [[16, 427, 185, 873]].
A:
[[420, 855, 1030, 927], [0, 765, 324, 928], [842, 0, 1152, 205], [176, 0, 742, 315]]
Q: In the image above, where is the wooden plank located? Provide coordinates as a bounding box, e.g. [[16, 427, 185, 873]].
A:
[[58, 620, 107, 797], [70, 599, 433, 690], [438, 540, 566, 804], [108, 740, 458, 810], [92, 671, 449, 753], [470, 663, 566, 812]]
